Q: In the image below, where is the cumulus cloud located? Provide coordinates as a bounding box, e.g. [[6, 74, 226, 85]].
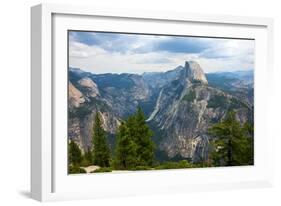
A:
[[69, 31, 254, 74]]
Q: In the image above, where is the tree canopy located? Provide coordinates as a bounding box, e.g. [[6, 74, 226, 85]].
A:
[[114, 107, 155, 169], [92, 112, 111, 167], [68, 140, 82, 166], [209, 111, 254, 166]]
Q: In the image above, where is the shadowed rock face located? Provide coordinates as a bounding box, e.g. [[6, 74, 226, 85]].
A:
[[185, 61, 208, 84], [68, 110, 120, 152], [145, 62, 252, 162], [68, 61, 253, 161], [149, 82, 252, 161]]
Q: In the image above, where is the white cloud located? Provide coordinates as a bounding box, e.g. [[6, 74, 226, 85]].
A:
[[69, 41, 107, 58], [69, 33, 254, 74]]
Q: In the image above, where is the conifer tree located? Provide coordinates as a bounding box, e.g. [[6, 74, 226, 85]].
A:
[[209, 111, 254, 166], [239, 122, 254, 164], [68, 140, 82, 166], [114, 121, 137, 169], [132, 107, 155, 166], [92, 112, 110, 167], [82, 147, 93, 166], [85, 147, 93, 164], [114, 107, 155, 169]]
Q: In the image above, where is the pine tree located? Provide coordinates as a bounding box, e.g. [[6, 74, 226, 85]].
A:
[[239, 122, 254, 165], [114, 107, 155, 169], [84, 147, 93, 164], [209, 111, 254, 166], [68, 140, 82, 166], [114, 121, 137, 169], [92, 112, 110, 167], [81, 147, 93, 167], [132, 107, 155, 166]]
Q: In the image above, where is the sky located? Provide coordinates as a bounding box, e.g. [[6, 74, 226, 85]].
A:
[[69, 31, 255, 74]]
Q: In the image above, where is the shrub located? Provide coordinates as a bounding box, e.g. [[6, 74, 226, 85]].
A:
[[155, 160, 193, 170], [68, 140, 82, 165], [80, 158, 91, 167], [68, 165, 87, 174], [132, 165, 152, 170], [177, 160, 193, 168]]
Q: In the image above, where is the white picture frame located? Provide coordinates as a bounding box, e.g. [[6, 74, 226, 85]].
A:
[[31, 3, 274, 202]]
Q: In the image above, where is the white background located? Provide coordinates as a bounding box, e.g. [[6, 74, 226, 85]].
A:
[[0, 0, 280, 205]]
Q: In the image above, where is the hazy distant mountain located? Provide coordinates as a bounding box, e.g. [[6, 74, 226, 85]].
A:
[[68, 61, 253, 162], [206, 70, 254, 106]]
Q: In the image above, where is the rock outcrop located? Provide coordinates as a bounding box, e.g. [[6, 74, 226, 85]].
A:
[[69, 82, 85, 108], [78, 77, 100, 97], [184, 61, 208, 84], [68, 61, 253, 161]]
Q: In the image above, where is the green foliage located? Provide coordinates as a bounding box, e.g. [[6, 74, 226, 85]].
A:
[[71, 108, 256, 173], [207, 94, 227, 109], [91, 167, 112, 173], [68, 140, 82, 166], [208, 111, 254, 166], [132, 165, 152, 170], [113, 121, 138, 170], [182, 90, 196, 102], [229, 98, 248, 110], [131, 107, 155, 166], [154, 160, 193, 170], [68, 165, 86, 174], [85, 147, 93, 163], [114, 107, 155, 170], [92, 112, 111, 167], [80, 148, 93, 167]]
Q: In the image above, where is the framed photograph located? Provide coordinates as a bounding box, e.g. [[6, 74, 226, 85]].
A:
[[31, 3, 274, 201]]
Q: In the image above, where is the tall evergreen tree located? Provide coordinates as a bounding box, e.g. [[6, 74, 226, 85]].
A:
[[81, 147, 93, 166], [132, 107, 155, 166], [92, 112, 110, 167], [85, 147, 93, 163], [209, 111, 254, 166], [114, 121, 137, 169], [68, 140, 82, 166], [114, 107, 155, 169]]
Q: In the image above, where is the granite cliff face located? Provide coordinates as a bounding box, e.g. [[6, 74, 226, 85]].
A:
[[146, 61, 252, 161], [68, 61, 253, 161], [185, 61, 208, 84]]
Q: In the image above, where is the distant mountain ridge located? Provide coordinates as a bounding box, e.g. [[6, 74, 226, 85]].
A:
[[68, 61, 253, 162]]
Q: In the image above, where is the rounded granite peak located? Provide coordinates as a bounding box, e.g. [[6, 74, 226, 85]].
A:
[[184, 61, 208, 84]]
